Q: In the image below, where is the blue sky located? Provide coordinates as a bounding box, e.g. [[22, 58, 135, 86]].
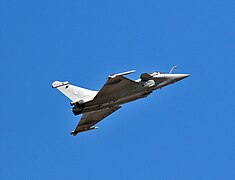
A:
[[1, 0, 235, 179]]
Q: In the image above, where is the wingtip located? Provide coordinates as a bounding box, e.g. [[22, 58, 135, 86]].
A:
[[70, 131, 78, 136], [108, 70, 136, 78]]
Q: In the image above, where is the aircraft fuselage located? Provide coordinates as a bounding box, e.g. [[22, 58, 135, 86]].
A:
[[74, 73, 189, 115]]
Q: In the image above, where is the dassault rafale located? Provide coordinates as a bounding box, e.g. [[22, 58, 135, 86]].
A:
[[52, 66, 189, 136]]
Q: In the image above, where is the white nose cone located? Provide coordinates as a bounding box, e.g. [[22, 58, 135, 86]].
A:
[[173, 74, 190, 81]]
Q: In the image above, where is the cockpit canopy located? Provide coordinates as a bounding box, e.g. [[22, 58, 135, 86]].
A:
[[149, 72, 166, 76]]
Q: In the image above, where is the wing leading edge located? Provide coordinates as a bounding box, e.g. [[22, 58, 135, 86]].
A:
[[70, 106, 122, 136]]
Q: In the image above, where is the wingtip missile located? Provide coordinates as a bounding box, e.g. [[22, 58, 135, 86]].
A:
[[108, 70, 136, 79], [70, 126, 98, 136]]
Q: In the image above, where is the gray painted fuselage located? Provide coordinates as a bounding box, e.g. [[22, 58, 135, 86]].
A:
[[81, 73, 189, 113]]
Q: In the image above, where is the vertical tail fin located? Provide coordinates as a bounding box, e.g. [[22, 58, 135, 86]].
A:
[[52, 81, 98, 103]]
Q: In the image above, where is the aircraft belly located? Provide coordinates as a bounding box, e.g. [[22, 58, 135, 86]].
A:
[[83, 90, 150, 113]]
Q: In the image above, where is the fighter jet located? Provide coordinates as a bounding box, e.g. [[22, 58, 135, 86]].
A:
[[52, 66, 189, 136]]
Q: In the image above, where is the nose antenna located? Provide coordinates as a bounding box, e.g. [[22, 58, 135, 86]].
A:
[[169, 66, 178, 74]]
